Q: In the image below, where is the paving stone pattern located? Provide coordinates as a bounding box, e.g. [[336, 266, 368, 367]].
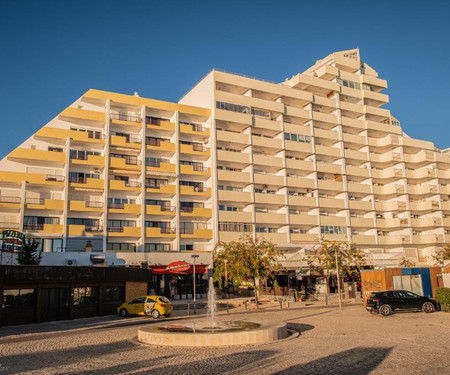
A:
[[0, 305, 449, 374]]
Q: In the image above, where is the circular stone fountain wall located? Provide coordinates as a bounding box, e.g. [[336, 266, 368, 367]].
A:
[[138, 319, 288, 347]]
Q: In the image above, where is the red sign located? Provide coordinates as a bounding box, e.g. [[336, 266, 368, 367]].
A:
[[166, 261, 191, 273]]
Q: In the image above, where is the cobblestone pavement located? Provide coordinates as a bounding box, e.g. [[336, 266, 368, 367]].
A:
[[0, 304, 449, 374]]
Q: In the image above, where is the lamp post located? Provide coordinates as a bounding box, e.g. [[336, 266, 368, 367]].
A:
[[334, 245, 342, 311], [191, 254, 199, 313]]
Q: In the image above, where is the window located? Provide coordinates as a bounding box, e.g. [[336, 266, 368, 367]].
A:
[[131, 297, 146, 304], [218, 222, 252, 232], [284, 132, 312, 144], [73, 287, 98, 305], [108, 243, 136, 252], [102, 287, 124, 305], [180, 244, 194, 251], [48, 146, 63, 152], [320, 226, 346, 234], [2, 289, 36, 313], [145, 243, 171, 252], [107, 220, 136, 228], [70, 149, 101, 160], [69, 172, 100, 183], [145, 178, 168, 189], [337, 78, 361, 90], [216, 101, 250, 114], [67, 218, 100, 230]]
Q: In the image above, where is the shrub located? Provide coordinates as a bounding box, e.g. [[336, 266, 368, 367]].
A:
[[435, 287, 450, 312]]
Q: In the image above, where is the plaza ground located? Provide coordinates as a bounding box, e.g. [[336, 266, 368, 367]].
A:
[[0, 302, 449, 374]]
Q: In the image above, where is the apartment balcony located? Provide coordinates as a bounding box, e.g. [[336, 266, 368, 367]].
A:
[[215, 108, 252, 126], [443, 217, 450, 227], [402, 137, 434, 151], [409, 201, 440, 211], [218, 190, 251, 203], [363, 90, 389, 105], [110, 113, 142, 128], [284, 106, 310, 121], [146, 118, 176, 132], [368, 134, 400, 148], [341, 117, 365, 130], [411, 217, 442, 227], [370, 152, 402, 164], [314, 128, 339, 141], [316, 163, 342, 174], [340, 101, 364, 116], [343, 133, 366, 145], [287, 177, 315, 189], [407, 185, 438, 195], [436, 152, 450, 163], [254, 173, 284, 186], [145, 205, 176, 216], [255, 212, 286, 224], [8, 148, 66, 165], [179, 144, 210, 157], [314, 65, 339, 80], [320, 216, 347, 226], [253, 154, 283, 168], [180, 164, 211, 177], [219, 231, 248, 243], [312, 111, 338, 125], [344, 149, 369, 161], [406, 169, 436, 180], [346, 165, 370, 177], [366, 120, 401, 135], [413, 234, 444, 244], [108, 203, 141, 214], [0, 221, 20, 230], [35, 127, 105, 145], [179, 185, 211, 197], [109, 180, 141, 192], [443, 202, 450, 211], [69, 200, 103, 212], [347, 183, 371, 194], [146, 162, 176, 174], [71, 155, 105, 167], [26, 198, 64, 211], [361, 74, 388, 90], [322, 234, 348, 242], [252, 136, 282, 151], [317, 180, 344, 191], [180, 228, 213, 239], [110, 135, 142, 150], [289, 73, 340, 94], [216, 90, 283, 114], [146, 227, 176, 238], [70, 178, 105, 190], [145, 184, 176, 195], [219, 210, 252, 222], [288, 196, 317, 207], [365, 106, 390, 118], [255, 193, 284, 205], [23, 223, 64, 235], [289, 214, 318, 226], [378, 235, 410, 245], [372, 168, 403, 179], [286, 159, 314, 172], [319, 197, 346, 209], [441, 185, 450, 195], [68, 225, 104, 236], [0, 196, 21, 210], [109, 157, 142, 172], [437, 169, 450, 179], [284, 140, 313, 154], [180, 207, 212, 218], [404, 151, 435, 164], [315, 145, 341, 158], [373, 185, 405, 195], [377, 218, 407, 229], [59, 107, 106, 123], [374, 201, 406, 212], [352, 235, 377, 245], [255, 232, 288, 244], [218, 170, 251, 184], [146, 140, 176, 153], [350, 217, 374, 227], [349, 200, 372, 211], [253, 117, 282, 132], [217, 130, 249, 145], [217, 150, 250, 164], [108, 226, 141, 237], [180, 123, 210, 137], [290, 233, 320, 243]]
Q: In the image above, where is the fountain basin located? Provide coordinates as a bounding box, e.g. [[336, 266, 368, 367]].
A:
[[138, 319, 288, 347]]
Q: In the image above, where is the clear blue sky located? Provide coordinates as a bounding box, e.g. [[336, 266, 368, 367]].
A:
[[1, 0, 449, 156]]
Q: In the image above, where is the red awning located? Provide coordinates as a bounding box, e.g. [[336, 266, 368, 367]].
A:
[[151, 264, 208, 275]]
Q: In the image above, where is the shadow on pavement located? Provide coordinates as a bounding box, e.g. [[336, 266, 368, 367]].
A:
[[273, 346, 393, 375], [286, 323, 315, 334]]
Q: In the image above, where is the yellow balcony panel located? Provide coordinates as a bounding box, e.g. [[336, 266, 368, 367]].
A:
[[374, 201, 406, 212], [436, 152, 450, 163], [68, 225, 103, 236], [288, 196, 317, 207], [146, 184, 176, 195], [409, 201, 439, 211], [109, 157, 141, 171], [442, 202, 450, 211], [111, 115, 142, 128], [373, 185, 405, 195], [366, 120, 402, 135], [319, 198, 346, 209], [287, 177, 315, 189], [180, 165, 211, 177], [341, 117, 365, 130], [291, 233, 319, 243], [71, 178, 105, 190], [181, 229, 212, 239], [322, 234, 348, 242], [217, 130, 249, 145], [413, 234, 444, 245], [402, 137, 434, 151], [215, 108, 252, 126], [110, 135, 142, 150], [0, 202, 21, 210], [411, 217, 441, 227], [69, 200, 103, 212], [26, 199, 64, 211], [180, 144, 210, 156], [180, 185, 211, 197], [24, 223, 64, 234], [284, 141, 313, 154], [218, 170, 251, 184], [252, 136, 282, 150], [108, 226, 141, 237], [289, 73, 340, 95], [109, 180, 141, 192], [218, 190, 251, 203], [60, 107, 106, 123], [377, 218, 404, 228], [217, 150, 250, 164], [344, 149, 369, 161], [347, 183, 371, 194], [146, 227, 176, 238], [346, 165, 369, 177], [341, 101, 364, 115], [35, 127, 105, 144], [108, 203, 141, 215], [352, 235, 376, 245], [253, 117, 281, 132], [254, 174, 284, 186], [313, 112, 338, 125], [146, 205, 176, 216], [315, 145, 341, 158], [216, 90, 283, 114], [181, 207, 212, 217], [253, 154, 283, 168], [349, 200, 372, 211], [314, 128, 339, 141], [318, 180, 344, 191], [146, 162, 176, 174], [343, 133, 366, 145], [256, 232, 288, 244], [378, 235, 410, 245], [146, 141, 176, 153], [180, 123, 210, 137], [440, 185, 450, 195], [407, 185, 437, 195], [146, 120, 176, 132], [255, 212, 286, 224], [8, 148, 66, 164], [255, 193, 284, 205], [350, 217, 374, 227], [316, 163, 342, 174], [219, 231, 246, 243], [443, 218, 450, 227], [289, 215, 317, 226], [71, 155, 105, 167], [219, 211, 252, 222], [362, 74, 388, 90], [286, 159, 314, 172], [321, 216, 346, 226]]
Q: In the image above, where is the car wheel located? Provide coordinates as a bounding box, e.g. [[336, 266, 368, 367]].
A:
[[422, 302, 435, 313], [119, 308, 128, 317], [151, 309, 160, 319], [379, 304, 392, 316]]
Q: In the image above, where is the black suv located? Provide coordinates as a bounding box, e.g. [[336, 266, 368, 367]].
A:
[[366, 290, 440, 316]]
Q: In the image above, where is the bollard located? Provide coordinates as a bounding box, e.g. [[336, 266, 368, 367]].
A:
[[244, 301, 248, 311], [325, 295, 328, 306], [187, 303, 190, 316], [279, 300, 283, 309]]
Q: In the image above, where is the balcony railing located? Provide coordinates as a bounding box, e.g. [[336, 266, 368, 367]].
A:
[[125, 181, 141, 188], [0, 196, 21, 204], [145, 116, 167, 125], [108, 202, 125, 209], [192, 144, 207, 152], [0, 222, 20, 229], [111, 113, 141, 123], [25, 197, 45, 205], [23, 223, 45, 230], [46, 174, 65, 182], [180, 122, 206, 133], [107, 226, 130, 233], [85, 226, 103, 232], [85, 201, 103, 208], [145, 183, 166, 189], [146, 137, 169, 146], [159, 206, 175, 212]]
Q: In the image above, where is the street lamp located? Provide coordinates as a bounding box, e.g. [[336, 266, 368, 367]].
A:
[[191, 254, 199, 313]]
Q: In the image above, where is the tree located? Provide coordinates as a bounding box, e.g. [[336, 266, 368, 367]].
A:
[[16, 238, 42, 265], [433, 245, 450, 266], [213, 235, 282, 303], [307, 241, 366, 294], [399, 257, 416, 268]]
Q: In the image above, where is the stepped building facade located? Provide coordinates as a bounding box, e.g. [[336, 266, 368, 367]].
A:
[[1, 49, 449, 271]]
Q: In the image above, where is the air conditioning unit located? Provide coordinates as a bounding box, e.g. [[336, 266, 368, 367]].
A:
[[65, 259, 77, 266]]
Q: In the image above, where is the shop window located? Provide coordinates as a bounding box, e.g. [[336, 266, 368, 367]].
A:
[[73, 287, 98, 305]]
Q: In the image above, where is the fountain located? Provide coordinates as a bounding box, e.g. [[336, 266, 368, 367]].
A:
[[138, 277, 289, 347]]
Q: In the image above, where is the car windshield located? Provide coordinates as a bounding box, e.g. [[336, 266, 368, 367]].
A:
[[158, 297, 170, 303]]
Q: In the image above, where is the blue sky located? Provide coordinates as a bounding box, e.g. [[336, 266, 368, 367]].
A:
[[0, 0, 449, 156]]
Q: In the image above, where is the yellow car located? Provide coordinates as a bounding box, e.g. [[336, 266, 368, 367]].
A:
[[117, 295, 173, 319]]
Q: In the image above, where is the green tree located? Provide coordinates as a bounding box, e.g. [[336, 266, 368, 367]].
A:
[[307, 241, 366, 294], [433, 245, 450, 266], [399, 257, 416, 268], [16, 238, 42, 265], [213, 235, 282, 303]]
